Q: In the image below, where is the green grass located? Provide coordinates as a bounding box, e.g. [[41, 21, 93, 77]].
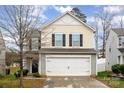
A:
[[0, 74, 19, 88], [0, 74, 45, 88], [0, 67, 46, 88], [96, 71, 124, 88]]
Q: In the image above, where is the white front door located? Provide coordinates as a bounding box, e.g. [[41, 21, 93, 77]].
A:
[[46, 55, 91, 76]]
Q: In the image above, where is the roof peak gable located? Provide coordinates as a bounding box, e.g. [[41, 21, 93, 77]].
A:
[[41, 11, 95, 32]]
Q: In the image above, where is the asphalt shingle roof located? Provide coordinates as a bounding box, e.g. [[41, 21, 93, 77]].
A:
[[112, 28, 124, 35]]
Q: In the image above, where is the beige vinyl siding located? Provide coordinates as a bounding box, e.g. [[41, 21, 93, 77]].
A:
[[41, 25, 94, 48]]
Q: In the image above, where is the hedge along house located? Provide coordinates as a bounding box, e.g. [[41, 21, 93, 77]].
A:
[[0, 30, 6, 75]]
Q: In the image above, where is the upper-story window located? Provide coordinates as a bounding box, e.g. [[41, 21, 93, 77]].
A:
[[119, 36, 124, 47], [23, 42, 28, 51], [55, 33, 63, 46], [31, 38, 39, 51], [52, 33, 65, 47], [72, 33, 80, 46], [69, 33, 83, 47]]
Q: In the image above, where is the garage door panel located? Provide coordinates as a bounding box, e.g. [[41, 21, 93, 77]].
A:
[[46, 56, 91, 76]]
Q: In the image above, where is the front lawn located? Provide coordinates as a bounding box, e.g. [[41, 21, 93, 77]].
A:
[[0, 74, 45, 88], [96, 71, 124, 88]]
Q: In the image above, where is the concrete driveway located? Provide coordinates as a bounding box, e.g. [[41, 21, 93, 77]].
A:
[[43, 76, 109, 88]]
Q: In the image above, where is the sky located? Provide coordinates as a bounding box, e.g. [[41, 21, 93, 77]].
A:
[[31, 5, 124, 31], [40, 5, 101, 24]]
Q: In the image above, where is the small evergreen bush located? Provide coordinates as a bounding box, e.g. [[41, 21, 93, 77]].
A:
[[120, 64, 124, 75], [111, 64, 121, 74]]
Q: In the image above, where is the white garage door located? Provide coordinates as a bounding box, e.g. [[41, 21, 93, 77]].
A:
[[46, 55, 91, 76]]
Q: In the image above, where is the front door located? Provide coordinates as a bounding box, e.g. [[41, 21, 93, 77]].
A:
[[32, 60, 38, 73]]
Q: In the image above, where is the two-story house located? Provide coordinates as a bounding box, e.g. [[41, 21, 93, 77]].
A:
[[24, 12, 97, 76], [106, 28, 124, 70], [0, 31, 6, 75]]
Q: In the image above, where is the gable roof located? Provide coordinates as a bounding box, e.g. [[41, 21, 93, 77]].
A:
[[41, 11, 95, 32], [112, 28, 124, 35]]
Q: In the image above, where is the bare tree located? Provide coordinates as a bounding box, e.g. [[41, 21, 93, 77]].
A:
[[95, 9, 114, 58], [119, 16, 124, 28], [0, 5, 45, 87], [94, 16, 99, 55]]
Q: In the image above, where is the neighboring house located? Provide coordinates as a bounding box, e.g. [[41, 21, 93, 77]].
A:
[[24, 12, 97, 76], [106, 28, 124, 70], [0, 31, 6, 75]]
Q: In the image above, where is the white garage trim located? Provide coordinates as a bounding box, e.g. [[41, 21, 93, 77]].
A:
[[45, 54, 91, 58], [46, 55, 91, 76]]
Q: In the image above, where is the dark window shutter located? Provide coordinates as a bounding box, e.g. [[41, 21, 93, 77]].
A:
[[119, 37, 121, 46], [69, 34, 72, 46], [52, 34, 55, 46], [63, 34, 66, 46], [38, 38, 41, 50], [80, 34, 83, 46], [119, 37, 121, 40]]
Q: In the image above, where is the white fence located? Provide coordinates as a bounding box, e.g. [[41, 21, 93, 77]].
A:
[[97, 58, 106, 72]]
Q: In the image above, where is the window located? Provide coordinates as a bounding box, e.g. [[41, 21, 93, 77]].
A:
[[71, 33, 83, 47], [31, 38, 39, 51], [55, 33, 63, 46], [72, 33, 80, 46], [109, 46, 111, 52], [23, 43, 29, 51], [52, 33, 65, 47], [118, 56, 120, 64], [119, 36, 124, 46]]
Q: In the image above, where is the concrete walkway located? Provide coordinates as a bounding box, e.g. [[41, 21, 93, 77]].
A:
[[43, 76, 109, 88]]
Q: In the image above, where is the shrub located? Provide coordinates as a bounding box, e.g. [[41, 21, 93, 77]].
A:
[[32, 72, 41, 77], [120, 64, 124, 75], [111, 64, 121, 74], [23, 69, 29, 76], [14, 69, 29, 78]]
